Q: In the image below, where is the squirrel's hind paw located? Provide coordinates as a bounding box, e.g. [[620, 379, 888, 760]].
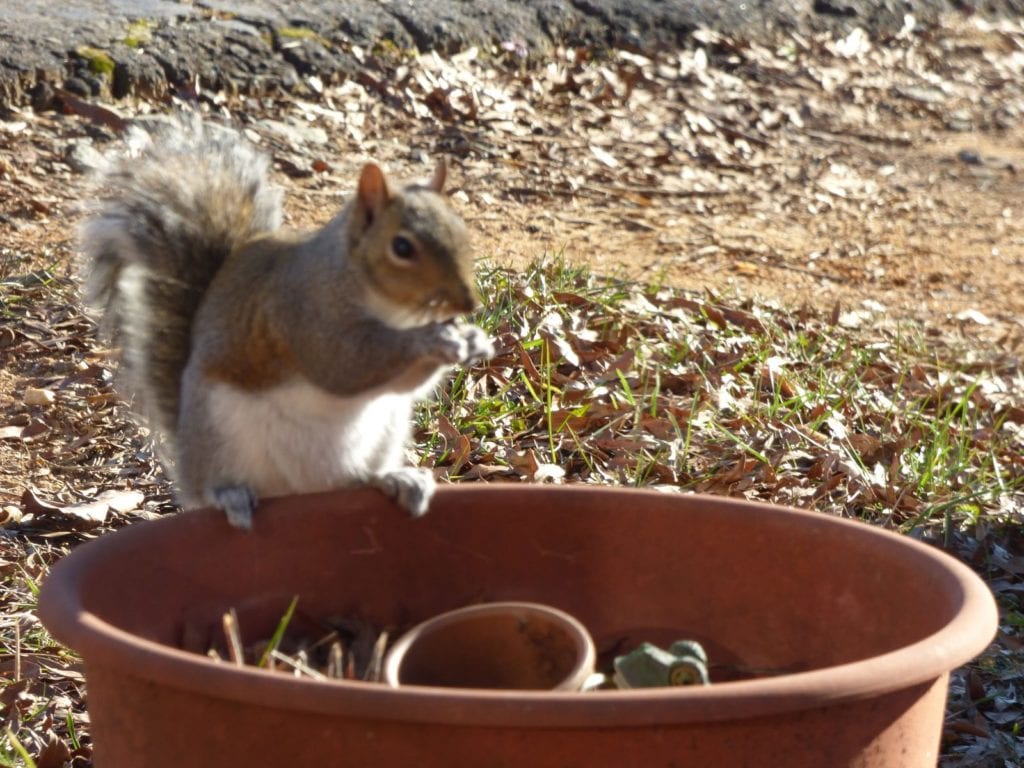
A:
[[373, 467, 436, 518], [213, 484, 258, 530]]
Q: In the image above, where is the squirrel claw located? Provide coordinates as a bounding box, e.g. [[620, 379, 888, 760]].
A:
[[213, 484, 258, 530], [373, 467, 435, 518]]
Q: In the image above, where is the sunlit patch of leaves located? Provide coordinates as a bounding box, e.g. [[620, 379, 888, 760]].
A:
[[421, 257, 1023, 530], [0, 272, 175, 526]]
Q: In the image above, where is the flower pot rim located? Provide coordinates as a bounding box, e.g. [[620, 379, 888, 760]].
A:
[[39, 485, 998, 728]]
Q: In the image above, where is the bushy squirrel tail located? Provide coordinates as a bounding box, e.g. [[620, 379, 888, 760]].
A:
[[81, 116, 282, 447]]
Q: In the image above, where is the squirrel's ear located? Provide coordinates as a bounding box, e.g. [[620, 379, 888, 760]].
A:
[[428, 158, 447, 193], [356, 163, 390, 224]]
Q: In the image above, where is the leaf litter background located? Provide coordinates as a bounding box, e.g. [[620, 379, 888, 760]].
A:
[[1, 13, 1023, 767]]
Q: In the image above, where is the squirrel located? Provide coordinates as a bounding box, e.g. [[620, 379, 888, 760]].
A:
[[81, 116, 494, 530]]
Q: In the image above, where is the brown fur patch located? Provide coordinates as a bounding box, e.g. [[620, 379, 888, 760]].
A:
[[203, 315, 297, 390], [200, 237, 301, 390]]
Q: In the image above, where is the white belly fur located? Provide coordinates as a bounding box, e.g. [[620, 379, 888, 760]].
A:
[[205, 378, 413, 497]]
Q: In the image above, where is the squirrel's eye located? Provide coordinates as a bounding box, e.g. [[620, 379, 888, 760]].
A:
[[391, 235, 415, 260]]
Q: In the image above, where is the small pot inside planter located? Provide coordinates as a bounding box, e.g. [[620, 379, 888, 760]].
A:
[[39, 486, 997, 768], [383, 601, 596, 690]]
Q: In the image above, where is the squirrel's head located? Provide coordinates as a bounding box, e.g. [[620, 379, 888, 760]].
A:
[[347, 160, 479, 329]]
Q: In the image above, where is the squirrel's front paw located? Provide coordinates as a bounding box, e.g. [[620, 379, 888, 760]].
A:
[[373, 467, 435, 517], [431, 323, 494, 365], [459, 324, 495, 364]]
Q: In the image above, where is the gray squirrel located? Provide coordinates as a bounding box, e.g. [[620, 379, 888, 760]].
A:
[[82, 116, 493, 529]]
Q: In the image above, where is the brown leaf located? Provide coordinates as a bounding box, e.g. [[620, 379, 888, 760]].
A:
[[0, 678, 28, 708], [460, 463, 514, 480], [21, 419, 50, 439], [847, 433, 883, 463], [20, 488, 63, 517], [36, 732, 73, 768], [543, 331, 580, 368], [945, 719, 989, 738], [509, 449, 540, 479], [702, 304, 728, 327], [448, 434, 472, 475], [436, 414, 462, 443], [595, 350, 636, 383], [20, 488, 108, 529], [55, 89, 128, 132], [551, 292, 593, 307], [966, 669, 987, 702], [549, 409, 592, 433]]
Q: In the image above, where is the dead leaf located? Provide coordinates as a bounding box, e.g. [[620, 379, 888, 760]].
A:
[[93, 488, 145, 514], [24, 387, 55, 406], [448, 435, 472, 475], [56, 499, 109, 526], [509, 449, 540, 479], [35, 732, 72, 768], [0, 425, 26, 440], [589, 144, 618, 167], [534, 463, 565, 483], [436, 414, 463, 443], [56, 89, 128, 132], [20, 488, 108, 529], [946, 719, 989, 738]]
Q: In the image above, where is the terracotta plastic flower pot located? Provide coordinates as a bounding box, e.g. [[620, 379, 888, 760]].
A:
[[383, 601, 596, 690], [38, 486, 997, 768]]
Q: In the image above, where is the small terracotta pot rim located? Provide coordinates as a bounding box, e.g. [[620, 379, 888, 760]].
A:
[[41, 486, 997, 728], [382, 601, 598, 691]]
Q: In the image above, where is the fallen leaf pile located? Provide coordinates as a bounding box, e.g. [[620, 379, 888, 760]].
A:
[[258, 16, 1024, 341], [3, 14, 1023, 338], [0, 274, 174, 529], [420, 261, 1024, 524]]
